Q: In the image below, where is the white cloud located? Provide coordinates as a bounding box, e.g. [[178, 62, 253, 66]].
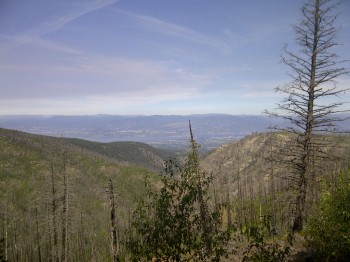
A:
[[0, 52, 214, 101]]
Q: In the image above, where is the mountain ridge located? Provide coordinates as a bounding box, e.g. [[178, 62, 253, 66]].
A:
[[0, 127, 172, 171]]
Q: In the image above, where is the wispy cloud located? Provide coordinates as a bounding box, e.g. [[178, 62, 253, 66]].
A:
[[113, 8, 231, 53], [2, 0, 118, 53], [0, 52, 214, 101], [24, 0, 118, 38]]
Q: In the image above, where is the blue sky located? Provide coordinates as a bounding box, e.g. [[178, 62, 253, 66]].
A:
[[1, 0, 349, 115]]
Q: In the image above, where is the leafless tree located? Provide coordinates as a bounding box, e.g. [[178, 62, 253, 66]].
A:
[[48, 152, 59, 262], [107, 179, 119, 262], [61, 149, 69, 262], [267, 0, 349, 232]]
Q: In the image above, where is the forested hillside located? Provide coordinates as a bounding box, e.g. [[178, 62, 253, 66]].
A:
[[62, 137, 174, 171], [202, 132, 350, 233], [1, 128, 349, 261], [0, 128, 162, 261]]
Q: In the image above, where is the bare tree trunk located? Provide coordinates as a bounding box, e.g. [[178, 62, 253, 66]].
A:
[[226, 186, 232, 229], [35, 207, 42, 262], [4, 207, 8, 262], [107, 179, 119, 262], [236, 148, 243, 234], [46, 201, 52, 262], [79, 211, 85, 262], [189, 120, 212, 253], [248, 176, 255, 223], [50, 159, 59, 262], [13, 222, 19, 262], [61, 151, 69, 262], [268, 133, 277, 225], [292, 0, 319, 231], [266, 0, 349, 232]]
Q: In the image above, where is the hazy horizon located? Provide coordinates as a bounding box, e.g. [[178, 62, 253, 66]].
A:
[[0, 112, 269, 117]]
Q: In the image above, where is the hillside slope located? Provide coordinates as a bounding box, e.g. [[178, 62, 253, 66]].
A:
[[0, 128, 161, 261], [203, 132, 350, 186], [0, 128, 172, 171], [1, 128, 349, 260], [63, 137, 173, 171], [201, 132, 350, 229]]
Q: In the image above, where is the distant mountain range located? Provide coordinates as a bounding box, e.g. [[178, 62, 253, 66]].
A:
[[1, 114, 349, 151]]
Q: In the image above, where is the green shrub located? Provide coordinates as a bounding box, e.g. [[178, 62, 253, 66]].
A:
[[128, 135, 234, 261], [242, 216, 290, 261], [304, 170, 350, 260]]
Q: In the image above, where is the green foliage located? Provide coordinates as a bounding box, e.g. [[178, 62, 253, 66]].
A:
[[129, 135, 234, 261], [304, 170, 350, 261], [0, 128, 159, 261], [242, 216, 290, 262]]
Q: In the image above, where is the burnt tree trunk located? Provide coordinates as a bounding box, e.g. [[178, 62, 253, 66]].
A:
[[108, 179, 119, 262]]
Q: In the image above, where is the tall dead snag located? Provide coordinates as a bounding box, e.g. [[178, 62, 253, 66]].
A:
[[189, 120, 212, 253], [49, 153, 59, 262], [3, 201, 8, 262], [226, 183, 232, 230], [61, 149, 69, 262], [267, 0, 349, 232], [107, 179, 119, 262], [35, 206, 42, 262]]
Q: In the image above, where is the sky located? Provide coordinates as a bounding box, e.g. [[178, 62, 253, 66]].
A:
[[0, 0, 349, 116]]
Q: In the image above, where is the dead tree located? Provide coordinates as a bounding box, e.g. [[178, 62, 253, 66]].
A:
[[107, 179, 119, 262], [267, 0, 349, 232], [188, 120, 212, 253], [49, 154, 59, 262], [61, 150, 69, 262]]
